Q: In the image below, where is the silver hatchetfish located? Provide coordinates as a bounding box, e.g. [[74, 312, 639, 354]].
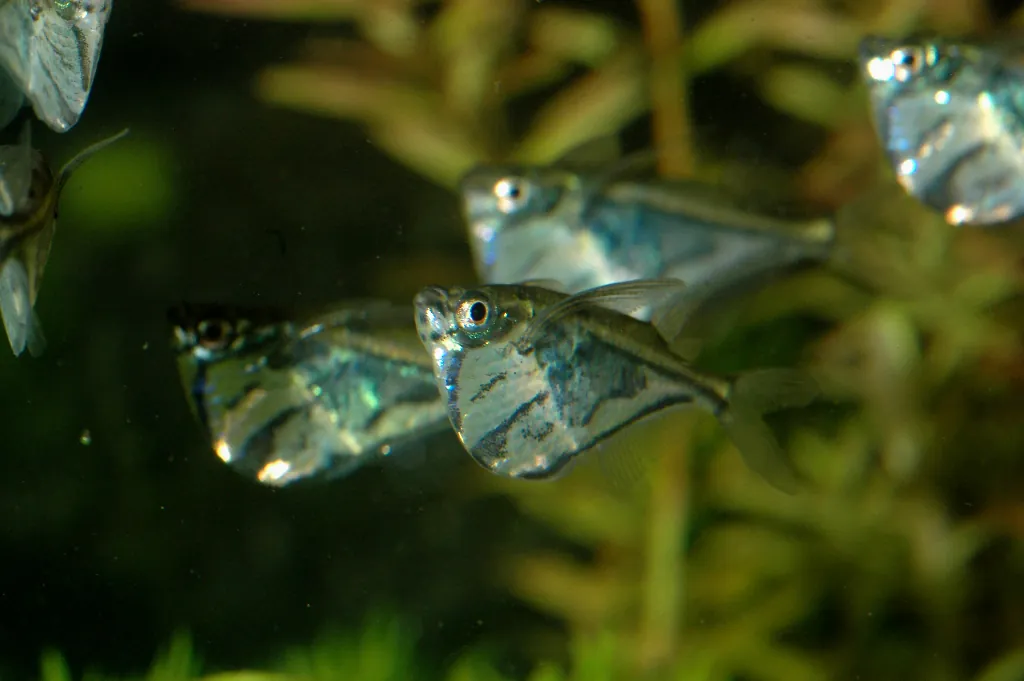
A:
[[859, 35, 1024, 227], [0, 0, 113, 133], [413, 278, 819, 494], [459, 143, 840, 316], [169, 301, 450, 487], [0, 123, 127, 357]]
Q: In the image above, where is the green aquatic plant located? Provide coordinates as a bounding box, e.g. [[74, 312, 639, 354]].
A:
[[27, 617, 1024, 681]]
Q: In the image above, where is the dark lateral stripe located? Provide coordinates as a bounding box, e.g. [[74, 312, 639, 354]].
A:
[[191, 363, 211, 433], [237, 406, 309, 476], [470, 371, 507, 402], [445, 353, 464, 431], [472, 390, 550, 464]]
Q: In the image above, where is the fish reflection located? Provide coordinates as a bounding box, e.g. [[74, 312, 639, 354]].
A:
[[169, 301, 450, 487], [414, 278, 819, 494], [460, 143, 838, 315], [0, 123, 127, 356], [860, 35, 1024, 227]]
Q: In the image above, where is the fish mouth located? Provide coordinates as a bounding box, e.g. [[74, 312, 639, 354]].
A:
[[413, 286, 451, 347]]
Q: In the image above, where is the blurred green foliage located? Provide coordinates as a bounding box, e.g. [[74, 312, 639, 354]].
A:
[[3, 0, 1024, 680]]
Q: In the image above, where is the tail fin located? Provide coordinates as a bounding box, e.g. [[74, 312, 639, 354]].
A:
[[826, 182, 939, 293], [716, 368, 820, 495], [0, 256, 45, 357]]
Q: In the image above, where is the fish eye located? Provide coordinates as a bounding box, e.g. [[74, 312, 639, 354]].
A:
[[890, 47, 925, 82], [455, 296, 492, 332], [493, 177, 529, 214], [197, 319, 233, 349]]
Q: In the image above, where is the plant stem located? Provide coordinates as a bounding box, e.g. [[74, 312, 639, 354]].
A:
[[636, 0, 693, 178], [637, 420, 690, 675]]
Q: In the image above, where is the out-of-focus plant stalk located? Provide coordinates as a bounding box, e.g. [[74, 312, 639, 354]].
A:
[[633, 2, 691, 671], [177, 0, 367, 21], [636, 0, 692, 178], [513, 49, 649, 165], [686, 1, 862, 77], [636, 423, 691, 676]]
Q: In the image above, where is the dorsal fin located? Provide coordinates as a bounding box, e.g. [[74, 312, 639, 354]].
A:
[[521, 278, 688, 347], [549, 135, 623, 171], [56, 128, 130, 194], [519, 278, 570, 294]]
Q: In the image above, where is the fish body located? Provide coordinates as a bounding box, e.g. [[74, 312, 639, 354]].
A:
[[0, 124, 59, 356], [0, 124, 127, 356], [414, 279, 818, 493], [859, 35, 1024, 227], [459, 161, 835, 315], [0, 0, 112, 132], [169, 301, 450, 487]]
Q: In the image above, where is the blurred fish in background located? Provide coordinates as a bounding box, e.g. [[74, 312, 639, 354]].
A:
[[169, 300, 450, 487], [860, 35, 1024, 227]]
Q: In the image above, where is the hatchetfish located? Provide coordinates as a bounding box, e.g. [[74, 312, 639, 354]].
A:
[[0, 123, 127, 357], [413, 278, 819, 494], [0, 0, 113, 133], [859, 35, 1024, 227], [169, 301, 450, 487], [459, 144, 840, 316]]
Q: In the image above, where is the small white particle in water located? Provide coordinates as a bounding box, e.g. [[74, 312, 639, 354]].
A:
[[79, 430, 92, 446], [934, 90, 950, 105], [142, 342, 149, 350]]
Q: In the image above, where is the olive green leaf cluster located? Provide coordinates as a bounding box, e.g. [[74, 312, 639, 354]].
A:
[[168, 1, 1024, 681]]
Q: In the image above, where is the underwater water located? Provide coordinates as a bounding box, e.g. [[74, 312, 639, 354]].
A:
[[1, 2, 1023, 681]]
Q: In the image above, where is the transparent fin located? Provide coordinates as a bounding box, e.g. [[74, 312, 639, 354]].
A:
[[56, 128, 131, 193], [550, 134, 623, 170], [647, 283, 708, 351], [717, 368, 821, 495], [827, 182, 930, 290], [670, 337, 704, 363], [26, 309, 46, 357], [591, 434, 656, 498], [577, 148, 663, 220], [590, 148, 661, 186], [523, 278, 688, 346], [0, 120, 33, 217], [0, 257, 34, 356], [519, 278, 571, 294]]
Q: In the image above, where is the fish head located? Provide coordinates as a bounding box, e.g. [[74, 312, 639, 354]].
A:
[[49, 0, 113, 24], [415, 283, 569, 479], [859, 36, 975, 125], [167, 303, 286, 394], [414, 284, 535, 358], [858, 36, 989, 119], [168, 303, 256, 363], [458, 164, 571, 275], [167, 303, 291, 453]]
